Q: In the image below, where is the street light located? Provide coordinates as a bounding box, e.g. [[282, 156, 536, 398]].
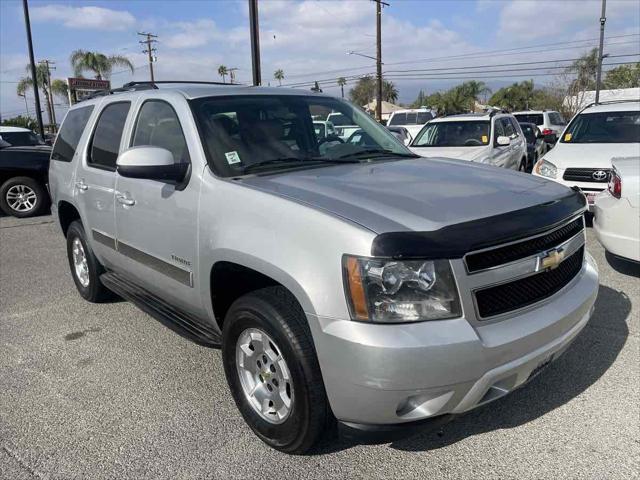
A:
[[347, 51, 378, 62]]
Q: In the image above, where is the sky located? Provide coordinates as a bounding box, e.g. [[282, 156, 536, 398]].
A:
[[1, 0, 639, 120]]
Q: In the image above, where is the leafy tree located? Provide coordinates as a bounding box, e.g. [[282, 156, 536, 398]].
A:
[[70, 50, 134, 80], [337, 77, 346, 98], [423, 81, 492, 115], [274, 69, 285, 86], [349, 76, 400, 106], [217, 65, 228, 83], [604, 63, 640, 89], [489, 80, 536, 111], [1, 115, 37, 131]]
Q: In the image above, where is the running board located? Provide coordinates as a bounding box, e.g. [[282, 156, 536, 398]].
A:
[[100, 271, 221, 348]]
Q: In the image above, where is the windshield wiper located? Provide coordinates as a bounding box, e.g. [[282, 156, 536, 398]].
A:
[[336, 149, 419, 160], [242, 158, 307, 173]]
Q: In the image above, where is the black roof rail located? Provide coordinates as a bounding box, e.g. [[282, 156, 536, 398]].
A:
[[488, 108, 508, 117], [577, 98, 639, 113], [79, 80, 242, 102]]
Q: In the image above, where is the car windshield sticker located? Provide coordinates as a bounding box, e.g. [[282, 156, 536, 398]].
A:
[[225, 151, 242, 165], [564, 133, 572, 142], [482, 135, 488, 143]]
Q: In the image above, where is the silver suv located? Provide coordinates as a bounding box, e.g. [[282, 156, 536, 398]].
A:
[[49, 81, 599, 454]]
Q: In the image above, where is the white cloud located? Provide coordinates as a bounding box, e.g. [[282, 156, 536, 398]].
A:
[[31, 5, 135, 31], [496, 0, 640, 42]]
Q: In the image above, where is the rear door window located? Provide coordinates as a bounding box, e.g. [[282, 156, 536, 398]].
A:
[[51, 106, 94, 162], [389, 113, 406, 125], [88, 102, 131, 170]]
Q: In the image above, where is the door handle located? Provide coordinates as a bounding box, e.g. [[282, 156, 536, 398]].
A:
[[75, 180, 88, 191], [116, 193, 135, 206]]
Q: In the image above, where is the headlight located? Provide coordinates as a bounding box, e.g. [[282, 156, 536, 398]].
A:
[[534, 159, 557, 178], [343, 256, 461, 323]]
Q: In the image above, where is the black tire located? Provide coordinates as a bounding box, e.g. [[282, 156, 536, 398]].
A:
[[0, 176, 49, 218], [222, 286, 332, 454], [66, 220, 112, 302]]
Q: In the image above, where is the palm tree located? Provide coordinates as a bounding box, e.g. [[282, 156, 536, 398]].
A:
[[218, 65, 228, 83], [274, 69, 285, 86], [17, 63, 54, 127], [337, 77, 346, 98], [70, 50, 134, 80], [50, 79, 69, 104], [383, 80, 399, 103]]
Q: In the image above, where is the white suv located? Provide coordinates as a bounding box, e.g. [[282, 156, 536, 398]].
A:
[[513, 110, 566, 139], [533, 100, 640, 208], [409, 111, 527, 170]]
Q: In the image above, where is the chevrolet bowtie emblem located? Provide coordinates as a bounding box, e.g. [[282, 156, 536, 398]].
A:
[[540, 248, 565, 270]]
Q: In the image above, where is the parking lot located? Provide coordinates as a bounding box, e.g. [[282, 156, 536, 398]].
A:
[[0, 213, 638, 479]]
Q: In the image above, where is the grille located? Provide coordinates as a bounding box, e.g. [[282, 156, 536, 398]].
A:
[[475, 246, 584, 319], [465, 217, 583, 272], [563, 168, 610, 183]]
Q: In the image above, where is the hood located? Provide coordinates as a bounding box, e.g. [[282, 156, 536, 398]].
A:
[[408, 145, 486, 161], [544, 142, 640, 169], [238, 157, 575, 234]]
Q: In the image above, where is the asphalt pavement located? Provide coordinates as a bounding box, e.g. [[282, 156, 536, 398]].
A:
[[1, 214, 638, 479]]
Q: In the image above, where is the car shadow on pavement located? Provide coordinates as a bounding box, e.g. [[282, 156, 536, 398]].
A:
[[312, 285, 630, 455]]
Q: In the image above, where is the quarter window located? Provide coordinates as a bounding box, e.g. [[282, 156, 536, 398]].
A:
[[132, 101, 190, 163], [88, 102, 130, 170], [51, 106, 94, 162]]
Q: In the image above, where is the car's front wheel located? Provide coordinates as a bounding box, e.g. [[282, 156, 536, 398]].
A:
[[222, 286, 332, 454], [0, 176, 49, 218]]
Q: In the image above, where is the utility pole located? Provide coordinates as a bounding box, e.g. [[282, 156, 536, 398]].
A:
[[228, 67, 239, 84], [22, 0, 44, 138], [595, 0, 607, 104], [248, 0, 261, 86], [39, 60, 56, 131], [373, 0, 388, 123], [138, 32, 158, 82]]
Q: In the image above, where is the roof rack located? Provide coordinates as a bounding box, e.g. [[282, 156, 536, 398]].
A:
[[488, 108, 509, 117], [80, 80, 241, 102], [576, 98, 639, 115]]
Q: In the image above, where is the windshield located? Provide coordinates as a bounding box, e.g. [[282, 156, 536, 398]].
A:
[[413, 120, 491, 147], [0, 131, 45, 147], [190, 95, 412, 177], [520, 124, 537, 143], [514, 114, 543, 125], [561, 110, 640, 144]]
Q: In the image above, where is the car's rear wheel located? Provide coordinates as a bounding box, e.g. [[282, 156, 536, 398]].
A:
[[0, 176, 48, 218], [222, 286, 332, 454], [65, 220, 112, 302]]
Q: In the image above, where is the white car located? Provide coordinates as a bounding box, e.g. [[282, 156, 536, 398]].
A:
[[409, 111, 528, 170], [593, 157, 640, 262], [512, 110, 566, 139], [533, 100, 640, 209], [326, 112, 359, 141], [387, 108, 434, 138]]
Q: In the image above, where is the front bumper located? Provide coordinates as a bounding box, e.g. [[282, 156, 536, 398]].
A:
[[308, 254, 598, 427]]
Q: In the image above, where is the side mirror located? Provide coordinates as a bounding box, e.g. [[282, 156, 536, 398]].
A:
[[496, 135, 511, 146], [116, 146, 188, 184]]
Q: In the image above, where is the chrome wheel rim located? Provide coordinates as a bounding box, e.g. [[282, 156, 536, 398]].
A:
[[6, 185, 37, 212], [71, 237, 90, 288], [236, 328, 293, 424]]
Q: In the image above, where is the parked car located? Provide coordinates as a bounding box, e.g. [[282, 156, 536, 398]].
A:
[[519, 122, 547, 173], [50, 81, 598, 454], [0, 125, 46, 147], [326, 112, 359, 140], [387, 108, 434, 138], [593, 156, 639, 262], [409, 111, 528, 170], [512, 110, 566, 145], [533, 100, 640, 210], [386, 125, 412, 145], [0, 129, 51, 217]]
